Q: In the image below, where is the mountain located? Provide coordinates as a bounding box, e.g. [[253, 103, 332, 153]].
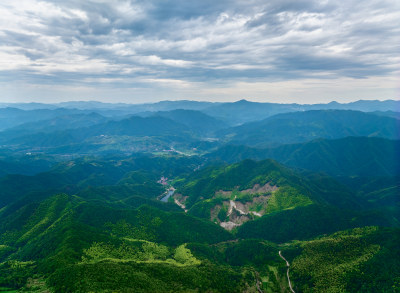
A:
[[0, 107, 93, 131], [0, 194, 240, 292], [148, 109, 229, 135], [308, 99, 400, 112], [0, 155, 201, 208], [288, 226, 400, 292], [202, 99, 301, 125], [371, 110, 400, 119], [202, 99, 400, 125], [136, 100, 219, 112], [2, 100, 398, 128], [0, 115, 202, 155], [0, 101, 221, 124], [89, 115, 190, 137], [218, 110, 399, 147], [207, 137, 400, 177], [0, 157, 54, 178], [0, 102, 58, 110], [1, 99, 400, 292], [0, 112, 109, 142], [174, 159, 386, 232], [0, 153, 398, 292], [339, 175, 400, 209]]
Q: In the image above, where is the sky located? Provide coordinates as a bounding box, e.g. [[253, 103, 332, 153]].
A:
[[0, 0, 399, 104]]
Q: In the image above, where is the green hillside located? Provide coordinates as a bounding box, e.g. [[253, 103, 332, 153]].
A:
[[208, 137, 400, 177], [289, 226, 400, 292], [0, 194, 240, 292], [174, 159, 372, 234], [0, 102, 399, 293], [218, 110, 399, 147]]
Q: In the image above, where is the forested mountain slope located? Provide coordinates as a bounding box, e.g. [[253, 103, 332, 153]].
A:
[[218, 110, 399, 147], [208, 137, 400, 177]]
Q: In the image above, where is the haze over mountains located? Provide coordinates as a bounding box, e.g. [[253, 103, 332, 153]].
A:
[[0, 99, 399, 292], [0, 99, 399, 124], [0, 99, 399, 153]]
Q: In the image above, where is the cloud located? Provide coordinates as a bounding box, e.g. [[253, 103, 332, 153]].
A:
[[0, 0, 398, 102]]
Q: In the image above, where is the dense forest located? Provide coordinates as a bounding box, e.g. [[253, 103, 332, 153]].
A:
[[0, 100, 399, 292]]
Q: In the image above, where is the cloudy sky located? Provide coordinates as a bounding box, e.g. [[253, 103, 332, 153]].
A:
[[0, 0, 399, 104]]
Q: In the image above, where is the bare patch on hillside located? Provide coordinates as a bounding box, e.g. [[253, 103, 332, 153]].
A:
[[215, 182, 278, 198], [241, 183, 278, 194], [210, 182, 278, 230], [173, 193, 188, 212]]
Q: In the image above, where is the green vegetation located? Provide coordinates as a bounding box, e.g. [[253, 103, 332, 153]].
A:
[[48, 260, 248, 293], [265, 186, 312, 213], [290, 227, 400, 292], [81, 241, 200, 266], [0, 105, 398, 293], [220, 110, 399, 147], [177, 159, 299, 208], [208, 137, 400, 177]]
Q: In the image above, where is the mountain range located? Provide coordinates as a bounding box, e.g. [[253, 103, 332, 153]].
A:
[[0, 99, 399, 292]]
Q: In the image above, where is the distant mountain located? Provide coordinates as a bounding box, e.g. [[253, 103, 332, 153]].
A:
[[0, 107, 91, 131], [136, 100, 219, 112], [207, 137, 400, 177], [145, 109, 229, 135], [3, 99, 398, 126], [57, 100, 218, 111], [0, 158, 53, 178], [89, 115, 190, 137], [371, 110, 400, 120], [0, 102, 58, 110], [0, 101, 221, 122], [1, 115, 195, 151], [0, 112, 108, 141], [202, 99, 301, 125], [62, 100, 222, 119], [218, 110, 399, 147], [308, 99, 400, 112], [201, 99, 400, 125], [56, 100, 132, 109]]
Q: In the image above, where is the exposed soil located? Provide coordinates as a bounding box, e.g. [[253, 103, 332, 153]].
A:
[[173, 193, 189, 211], [212, 182, 278, 230], [176, 182, 278, 230], [240, 183, 278, 194]]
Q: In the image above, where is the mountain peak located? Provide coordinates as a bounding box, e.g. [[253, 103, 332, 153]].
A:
[[235, 99, 251, 104]]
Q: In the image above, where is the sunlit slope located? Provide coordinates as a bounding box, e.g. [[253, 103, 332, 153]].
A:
[[287, 226, 400, 292], [175, 159, 368, 231], [0, 194, 237, 291]]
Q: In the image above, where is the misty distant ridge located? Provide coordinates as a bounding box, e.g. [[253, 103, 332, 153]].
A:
[[0, 99, 398, 126], [1, 98, 399, 111], [0, 99, 398, 158], [0, 99, 398, 133]]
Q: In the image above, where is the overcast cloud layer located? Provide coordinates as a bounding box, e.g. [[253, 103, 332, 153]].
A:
[[0, 0, 399, 103]]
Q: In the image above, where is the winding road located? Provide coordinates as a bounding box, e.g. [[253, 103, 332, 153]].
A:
[[279, 251, 295, 293]]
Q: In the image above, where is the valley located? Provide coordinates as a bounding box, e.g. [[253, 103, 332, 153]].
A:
[[0, 100, 398, 292]]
